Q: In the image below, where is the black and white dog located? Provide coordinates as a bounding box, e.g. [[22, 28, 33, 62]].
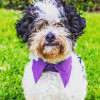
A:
[[16, 0, 87, 100]]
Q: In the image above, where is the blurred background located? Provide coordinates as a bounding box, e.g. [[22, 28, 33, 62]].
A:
[[0, 0, 100, 11], [0, 0, 100, 100]]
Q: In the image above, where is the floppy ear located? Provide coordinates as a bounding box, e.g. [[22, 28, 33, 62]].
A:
[[64, 5, 86, 39], [15, 4, 36, 43]]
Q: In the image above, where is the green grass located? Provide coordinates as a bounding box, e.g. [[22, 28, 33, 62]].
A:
[[0, 9, 100, 100]]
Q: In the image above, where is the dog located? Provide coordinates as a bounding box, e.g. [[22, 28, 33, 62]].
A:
[[16, 0, 87, 100]]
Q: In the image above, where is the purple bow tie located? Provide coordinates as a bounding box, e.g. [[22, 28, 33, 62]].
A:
[[32, 57, 72, 87]]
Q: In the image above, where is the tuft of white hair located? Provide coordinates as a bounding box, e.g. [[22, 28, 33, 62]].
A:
[[34, 0, 63, 24]]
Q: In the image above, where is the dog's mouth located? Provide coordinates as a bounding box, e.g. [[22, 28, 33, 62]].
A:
[[43, 41, 59, 47], [38, 39, 65, 57], [37, 37, 66, 54]]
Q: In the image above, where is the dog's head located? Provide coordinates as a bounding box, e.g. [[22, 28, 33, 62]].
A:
[[16, 0, 86, 64]]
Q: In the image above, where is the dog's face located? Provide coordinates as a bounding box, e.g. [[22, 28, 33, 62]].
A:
[[16, 0, 86, 64]]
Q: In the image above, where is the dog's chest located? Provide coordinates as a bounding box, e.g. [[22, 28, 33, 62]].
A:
[[33, 69, 85, 99], [22, 53, 87, 100]]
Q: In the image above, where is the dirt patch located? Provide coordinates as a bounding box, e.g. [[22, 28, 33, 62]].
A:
[[89, 11, 100, 14]]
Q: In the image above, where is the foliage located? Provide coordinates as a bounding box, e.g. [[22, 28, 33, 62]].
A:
[[0, 0, 100, 11], [0, 0, 33, 9], [0, 9, 100, 100], [66, 0, 100, 11]]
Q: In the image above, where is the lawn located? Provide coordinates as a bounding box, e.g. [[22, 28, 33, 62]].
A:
[[0, 9, 100, 100]]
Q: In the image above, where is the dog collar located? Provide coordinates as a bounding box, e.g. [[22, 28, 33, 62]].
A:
[[32, 56, 72, 87]]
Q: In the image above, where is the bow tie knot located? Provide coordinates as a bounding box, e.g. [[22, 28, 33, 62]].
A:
[[44, 64, 58, 72]]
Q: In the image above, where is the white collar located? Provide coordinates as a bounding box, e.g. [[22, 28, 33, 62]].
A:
[[29, 53, 38, 61]]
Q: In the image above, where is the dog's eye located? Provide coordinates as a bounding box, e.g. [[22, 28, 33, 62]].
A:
[[39, 23, 47, 30], [53, 23, 64, 28], [34, 20, 48, 32], [36, 23, 46, 32]]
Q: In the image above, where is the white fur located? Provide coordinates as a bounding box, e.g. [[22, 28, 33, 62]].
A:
[[34, 0, 64, 24], [22, 52, 87, 100]]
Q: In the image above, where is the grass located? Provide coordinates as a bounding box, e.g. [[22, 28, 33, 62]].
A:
[[0, 9, 100, 100]]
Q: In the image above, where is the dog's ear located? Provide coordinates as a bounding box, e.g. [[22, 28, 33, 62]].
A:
[[64, 5, 86, 40], [15, 4, 36, 43]]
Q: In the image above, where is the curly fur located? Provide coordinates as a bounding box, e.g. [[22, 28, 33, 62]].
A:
[[15, 0, 87, 100], [16, 0, 86, 44]]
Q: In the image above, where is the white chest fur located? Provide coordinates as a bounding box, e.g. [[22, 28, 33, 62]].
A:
[[22, 52, 87, 100]]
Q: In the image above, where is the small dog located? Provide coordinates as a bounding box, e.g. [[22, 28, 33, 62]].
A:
[[16, 0, 87, 100]]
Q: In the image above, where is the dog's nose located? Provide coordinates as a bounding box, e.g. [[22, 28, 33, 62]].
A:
[[45, 33, 56, 43]]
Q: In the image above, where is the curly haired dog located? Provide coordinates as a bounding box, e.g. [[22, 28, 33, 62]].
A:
[[16, 0, 87, 100]]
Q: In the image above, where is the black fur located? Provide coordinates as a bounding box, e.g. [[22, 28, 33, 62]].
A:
[[64, 5, 86, 41], [16, 4, 38, 43], [15, 0, 86, 43]]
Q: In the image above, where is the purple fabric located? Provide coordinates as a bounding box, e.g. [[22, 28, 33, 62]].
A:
[[32, 57, 72, 87]]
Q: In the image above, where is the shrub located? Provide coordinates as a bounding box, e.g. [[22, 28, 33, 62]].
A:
[[0, 0, 33, 9], [0, 0, 100, 11], [66, 0, 100, 11]]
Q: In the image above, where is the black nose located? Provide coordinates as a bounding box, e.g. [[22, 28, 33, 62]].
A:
[[45, 33, 56, 43]]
